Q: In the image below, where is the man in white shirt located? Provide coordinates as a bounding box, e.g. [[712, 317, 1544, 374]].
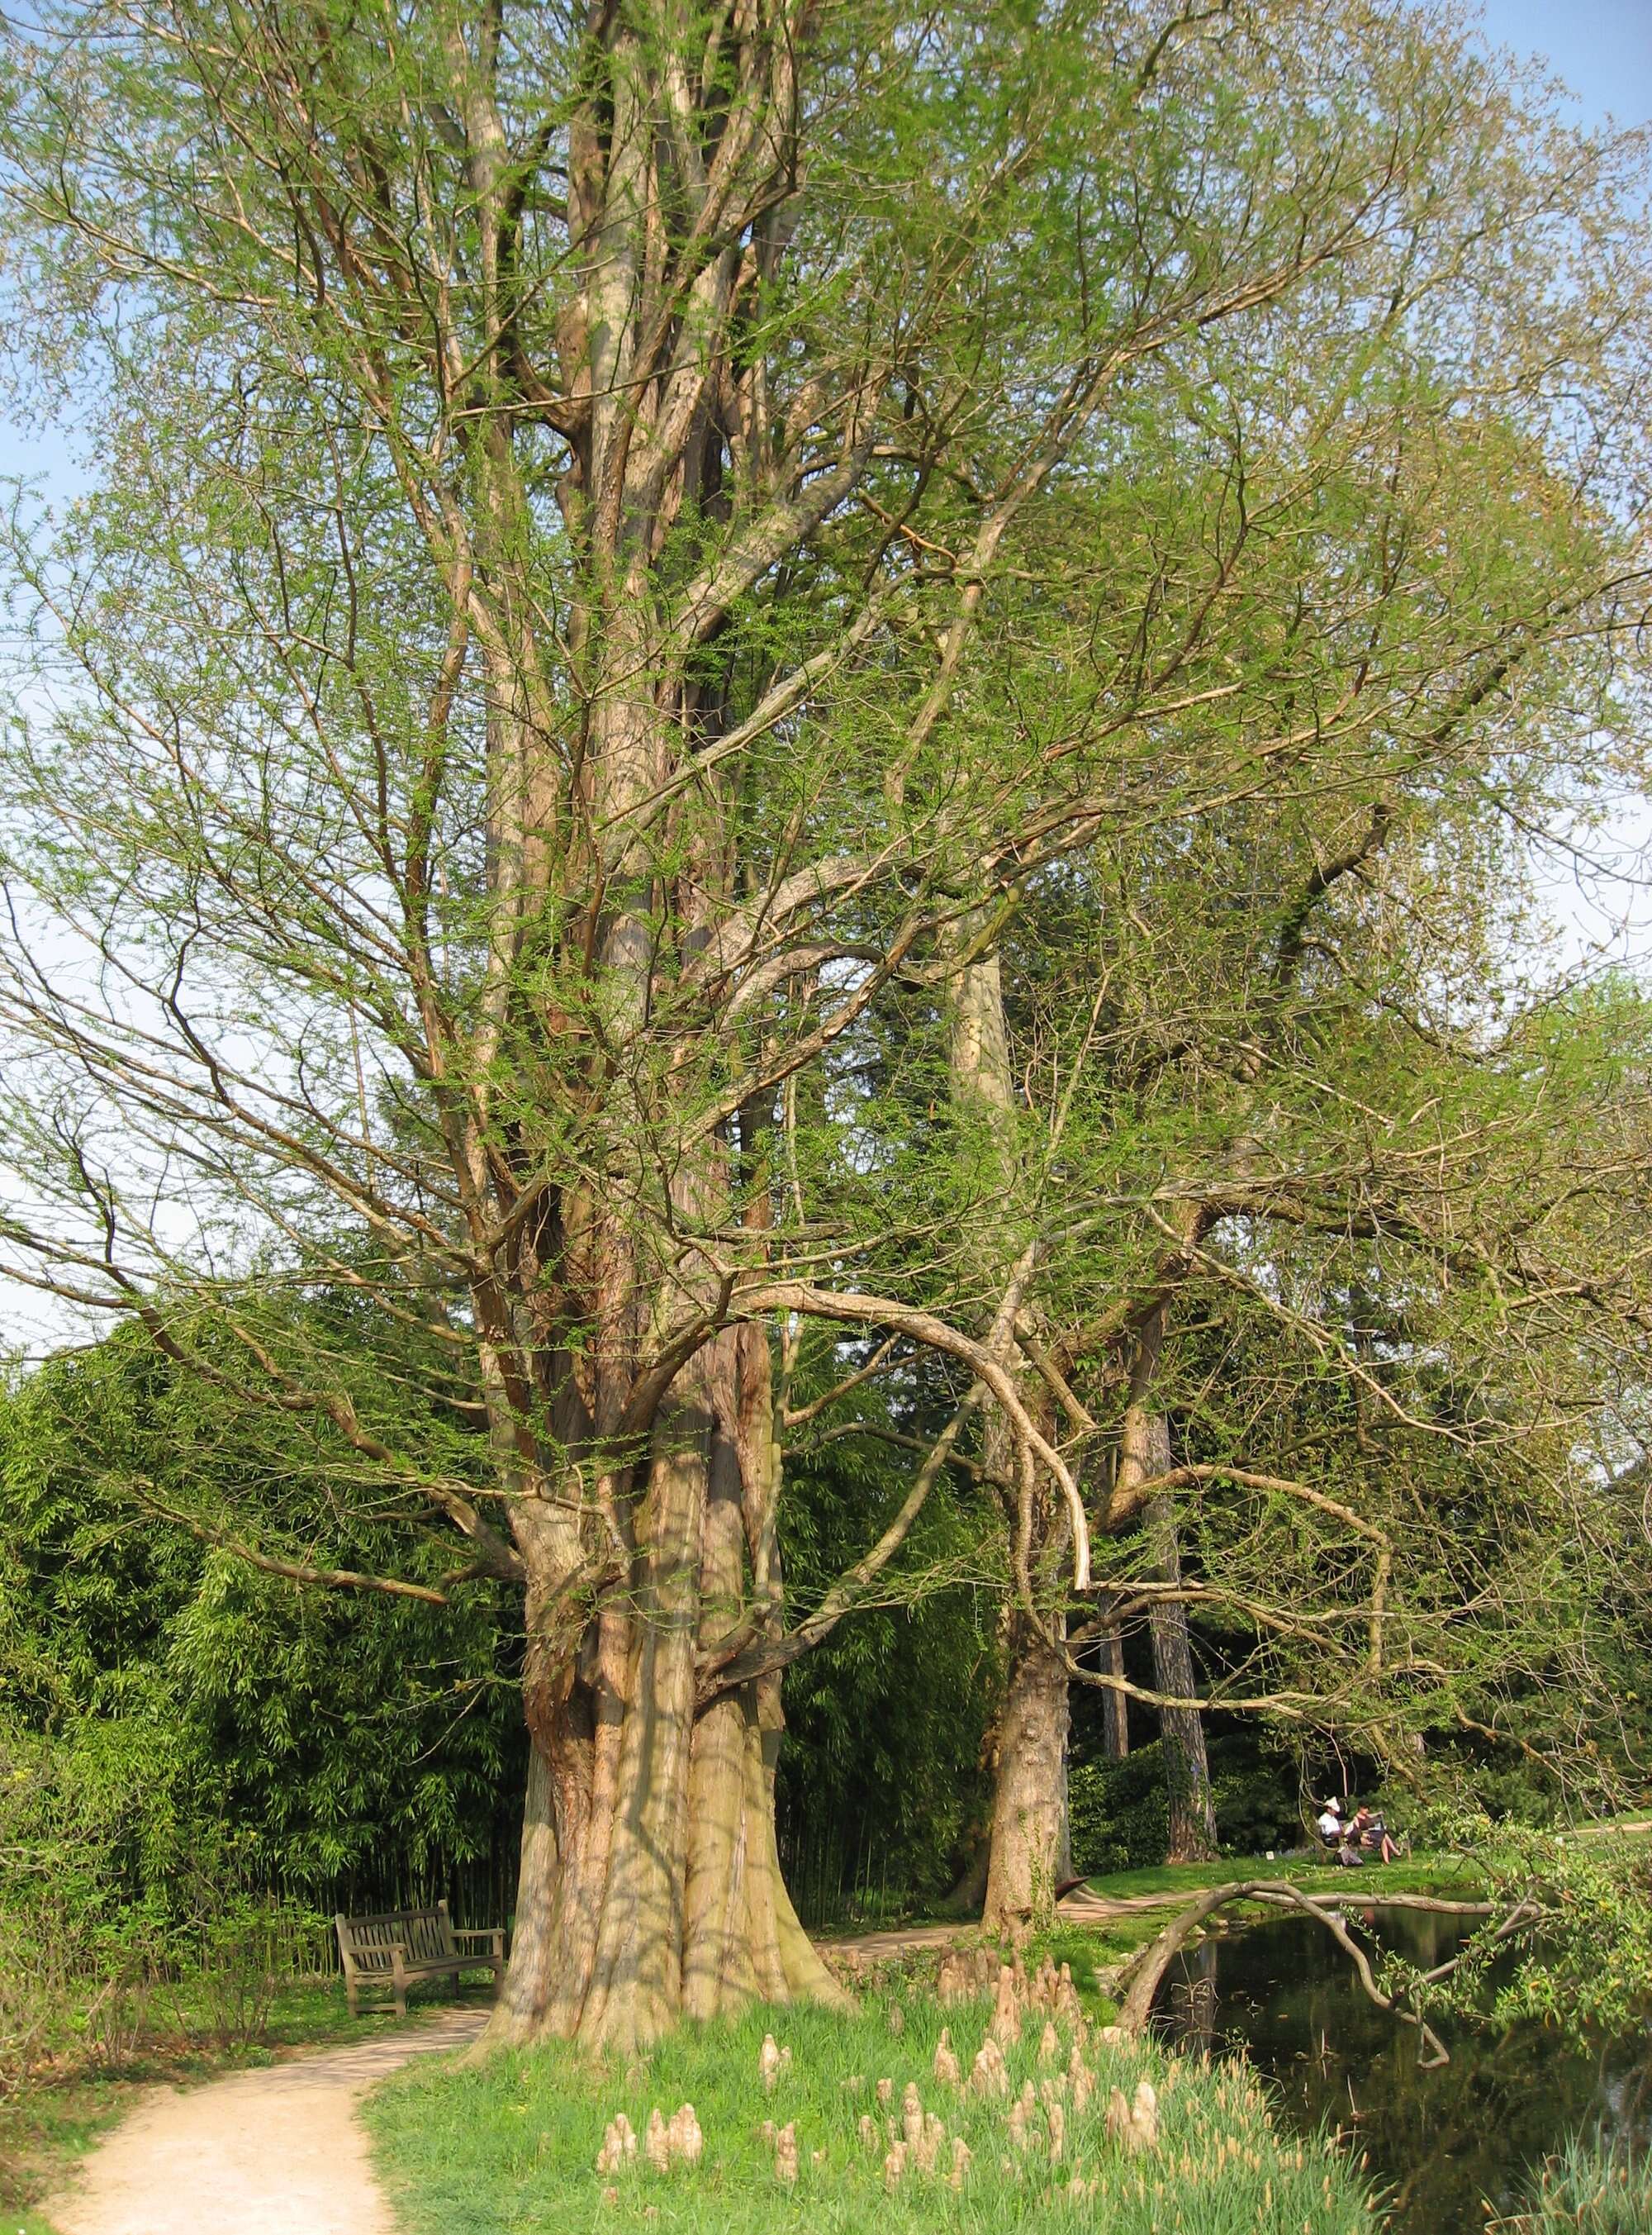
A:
[[1316, 1800, 1343, 1844]]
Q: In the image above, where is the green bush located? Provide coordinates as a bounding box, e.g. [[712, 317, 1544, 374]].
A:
[[0, 1715, 327, 2095], [1207, 1748, 1303, 1857], [1069, 1748, 1170, 1875], [0, 1327, 525, 1915], [1068, 1737, 1303, 1875]]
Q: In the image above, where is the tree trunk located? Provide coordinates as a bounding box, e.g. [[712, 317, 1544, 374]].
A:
[[938, 1833, 992, 1917], [1099, 1600, 1131, 1761], [1143, 1419, 1218, 1864], [943, 939, 1073, 1931], [484, 1329, 844, 2054], [982, 1609, 1072, 1929]]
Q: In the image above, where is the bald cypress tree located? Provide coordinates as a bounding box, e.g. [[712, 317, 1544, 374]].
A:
[[2, 0, 1650, 2035]]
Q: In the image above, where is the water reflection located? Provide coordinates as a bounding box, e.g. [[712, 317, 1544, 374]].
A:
[[1151, 1909, 1652, 2235]]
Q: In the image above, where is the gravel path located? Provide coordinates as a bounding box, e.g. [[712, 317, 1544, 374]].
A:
[[45, 2006, 486, 2235]]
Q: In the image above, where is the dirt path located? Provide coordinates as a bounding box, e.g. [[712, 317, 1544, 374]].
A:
[[45, 2006, 486, 2235]]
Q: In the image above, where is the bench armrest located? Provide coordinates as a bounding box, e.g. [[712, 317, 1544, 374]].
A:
[[453, 1927, 506, 1957]]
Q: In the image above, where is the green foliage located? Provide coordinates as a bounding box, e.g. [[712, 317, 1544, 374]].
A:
[[1401, 1771, 1559, 1847], [1388, 1822, 1652, 2039], [366, 1995, 1375, 2235], [0, 1715, 329, 2093], [0, 1317, 525, 2098], [0, 1312, 1008, 1943], [0, 0, 1650, 2060], [777, 1419, 998, 1914], [1069, 1738, 1303, 1876], [0, 1324, 524, 1905], [1068, 1752, 1169, 1878]]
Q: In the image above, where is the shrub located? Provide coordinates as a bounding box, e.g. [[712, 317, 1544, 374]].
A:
[[0, 1714, 326, 2095], [1069, 1749, 1170, 1875], [1068, 1737, 1303, 1876]]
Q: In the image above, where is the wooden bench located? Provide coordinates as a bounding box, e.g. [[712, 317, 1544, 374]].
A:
[[335, 1900, 506, 2018]]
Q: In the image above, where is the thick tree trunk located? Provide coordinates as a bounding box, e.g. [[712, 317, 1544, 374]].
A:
[[1143, 1419, 1218, 1864], [448, 0, 885, 2057], [982, 1610, 1072, 1929], [482, 1331, 843, 2054]]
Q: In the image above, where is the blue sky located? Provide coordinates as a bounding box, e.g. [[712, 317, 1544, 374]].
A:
[[1477, 0, 1652, 127]]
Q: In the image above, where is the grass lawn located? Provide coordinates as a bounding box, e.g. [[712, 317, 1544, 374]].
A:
[[367, 1989, 1377, 2235], [1076, 1847, 1486, 1904], [819, 1847, 1489, 1951]]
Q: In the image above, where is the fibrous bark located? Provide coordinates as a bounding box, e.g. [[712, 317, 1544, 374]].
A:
[[490, 1329, 843, 2053], [452, 0, 857, 2050], [981, 1608, 1073, 1926]]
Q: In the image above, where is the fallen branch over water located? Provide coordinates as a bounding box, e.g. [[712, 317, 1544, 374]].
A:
[[1113, 1878, 1521, 2069]]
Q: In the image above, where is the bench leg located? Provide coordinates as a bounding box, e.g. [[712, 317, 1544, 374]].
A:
[[346, 1976, 359, 2019], [392, 1949, 409, 2021]]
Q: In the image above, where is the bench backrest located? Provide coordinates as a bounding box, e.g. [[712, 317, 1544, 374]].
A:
[[335, 1900, 458, 1975]]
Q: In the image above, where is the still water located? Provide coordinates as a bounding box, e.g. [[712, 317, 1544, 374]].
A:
[[1151, 1909, 1651, 2233]]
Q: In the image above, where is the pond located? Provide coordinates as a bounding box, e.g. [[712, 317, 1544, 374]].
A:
[[1151, 1908, 1652, 2233]]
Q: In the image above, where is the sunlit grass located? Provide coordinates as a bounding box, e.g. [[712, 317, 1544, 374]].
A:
[[368, 1987, 1376, 2234], [817, 1849, 1486, 1941], [1073, 1851, 1481, 1903]]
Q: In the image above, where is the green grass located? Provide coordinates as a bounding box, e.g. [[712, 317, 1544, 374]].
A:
[[368, 1991, 1377, 2235], [820, 1847, 1485, 1944], [817, 1852, 1489, 2032], [1076, 1847, 1482, 1904], [1, 2075, 130, 2235]]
